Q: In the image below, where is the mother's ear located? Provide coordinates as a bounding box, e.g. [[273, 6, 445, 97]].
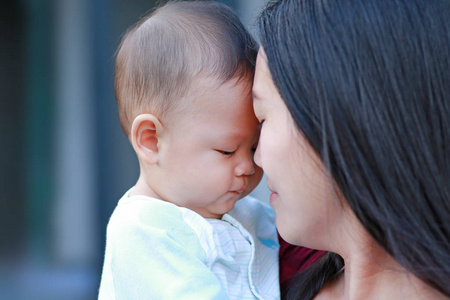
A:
[[130, 114, 163, 165]]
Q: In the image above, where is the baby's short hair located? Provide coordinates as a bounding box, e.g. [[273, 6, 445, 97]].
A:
[[115, 1, 258, 136]]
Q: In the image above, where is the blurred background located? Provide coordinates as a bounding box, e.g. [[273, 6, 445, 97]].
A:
[[0, 0, 270, 299]]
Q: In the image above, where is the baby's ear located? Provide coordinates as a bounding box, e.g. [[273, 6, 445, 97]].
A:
[[130, 114, 163, 165]]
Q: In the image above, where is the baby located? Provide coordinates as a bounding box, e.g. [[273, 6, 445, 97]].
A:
[[98, 1, 280, 299]]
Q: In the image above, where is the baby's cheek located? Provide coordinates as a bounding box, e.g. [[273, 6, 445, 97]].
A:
[[253, 164, 264, 185], [241, 165, 263, 199]]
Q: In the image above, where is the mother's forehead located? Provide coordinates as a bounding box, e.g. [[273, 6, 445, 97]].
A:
[[253, 49, 276, 100]]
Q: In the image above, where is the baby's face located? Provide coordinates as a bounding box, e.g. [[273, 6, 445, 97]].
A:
[[154, 77, 263, 218]]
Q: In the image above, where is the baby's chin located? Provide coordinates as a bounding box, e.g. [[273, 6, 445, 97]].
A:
[[239, 189, 252, 200]]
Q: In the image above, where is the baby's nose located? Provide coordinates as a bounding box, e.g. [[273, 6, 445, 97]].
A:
[[235, 154, 255, 176]]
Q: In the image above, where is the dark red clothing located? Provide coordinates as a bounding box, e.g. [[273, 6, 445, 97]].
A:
[[278, 233, 325, 292]]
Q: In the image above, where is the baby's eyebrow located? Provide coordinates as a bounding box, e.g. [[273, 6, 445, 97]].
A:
[[221, 132, 246, 143], [217, 131, 255, 145]]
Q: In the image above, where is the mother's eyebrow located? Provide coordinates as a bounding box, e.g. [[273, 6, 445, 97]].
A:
[[252, 89, 262, 101]]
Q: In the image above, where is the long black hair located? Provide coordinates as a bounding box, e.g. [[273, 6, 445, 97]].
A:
[[258, 0, 450, 298]]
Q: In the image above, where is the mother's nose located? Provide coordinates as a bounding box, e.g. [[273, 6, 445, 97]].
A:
[[253, 144, 262, 168]]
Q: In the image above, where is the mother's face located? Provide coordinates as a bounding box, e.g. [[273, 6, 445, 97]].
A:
[[252, 49, 339, 248]]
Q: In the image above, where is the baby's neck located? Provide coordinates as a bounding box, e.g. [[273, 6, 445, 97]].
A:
[[129, 175, 161, 199]]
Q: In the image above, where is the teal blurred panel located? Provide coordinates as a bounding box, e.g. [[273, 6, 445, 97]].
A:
[[0, 0, 26, 257], [24, 0, 54, 262]]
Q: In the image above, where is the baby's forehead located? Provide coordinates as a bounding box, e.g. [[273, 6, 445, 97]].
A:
[[189, 75, 253, 99], [167, 75, 257, 134], [189, 81, 252, 117]]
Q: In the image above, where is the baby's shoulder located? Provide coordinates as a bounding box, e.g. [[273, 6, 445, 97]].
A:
[[111, 194, 181, 225], [107, 194, 204, 245]]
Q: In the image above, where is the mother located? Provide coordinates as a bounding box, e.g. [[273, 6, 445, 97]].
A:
[[253, 0, 449, 299]]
